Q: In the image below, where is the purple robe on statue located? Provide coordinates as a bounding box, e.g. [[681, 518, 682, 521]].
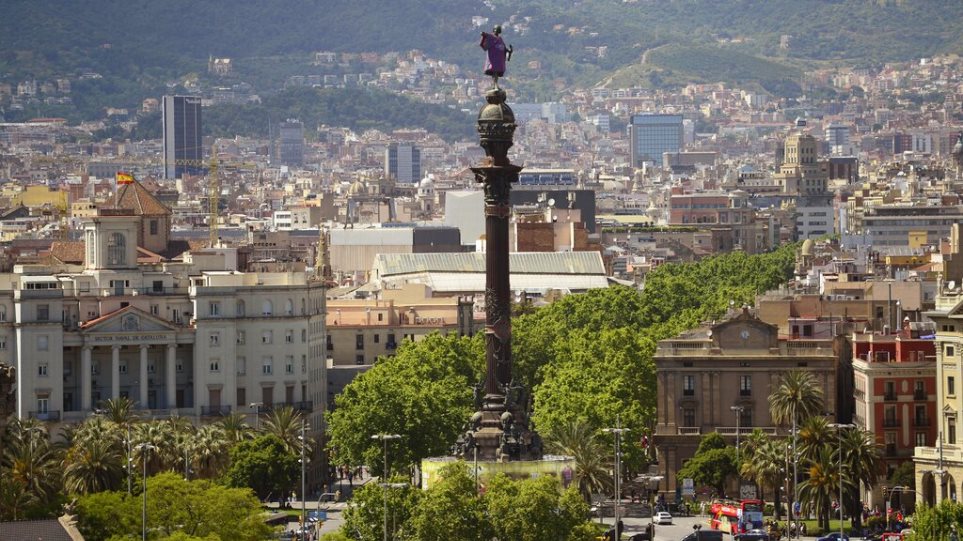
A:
[[480, 32, 507, 77]]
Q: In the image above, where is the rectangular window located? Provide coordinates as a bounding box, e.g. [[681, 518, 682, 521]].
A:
[[739, 408, 752, 428], [150, 304, 159, 315], [237, 356, 246, 375], [176, 361, 183, 373], [150, 219, 159, 235], [285, 331, 294, 343], [301, 329, 307, 343], [262, 331, 272, 344], [209, 359, 220, 372], [237, 331, 246, 344], [374, 334, 380, 344], [285, 355, 294, 375], [884, 381, 896, 400], [209, 302, 220, 316], [950, 376, 956, 396], [37, 397, 48, 414], [209, 332, 220, 347], [262, 357, 273, 375], [147, 363, 155, 374], [237, 388, 246, 407], [356, 354, 365, 365], [37, 304, 50, 321], [739, 375, 752, 396], [950, 418, 957, 443], [0, 338, 7, 350], [948, 346, 956, 358], [917, 432, 928, 446], [356, 334, 364, 350], [301, 355, 306, 374], [152, 280, 163, 293], [38, 363, 48, 376], [683, 375, 695, 396], [119, 362, 128, 375], [682, 408, 696, 427], [37, 335, 49, 351]]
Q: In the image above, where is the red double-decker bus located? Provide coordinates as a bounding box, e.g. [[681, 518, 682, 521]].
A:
[[709, 499, 764, 534]]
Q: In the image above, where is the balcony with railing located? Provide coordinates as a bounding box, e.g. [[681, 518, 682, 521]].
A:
[[914, 417, 931, 427], [716, 426, 779, 436], [884, 392, 897, 401], [678, 427, 701, 435], [914, 390, 927, 401], [885, 444, 898, 457], [30, 410, 61, 421], [882, 417, 900, 428], [200, 405, 232, 417]]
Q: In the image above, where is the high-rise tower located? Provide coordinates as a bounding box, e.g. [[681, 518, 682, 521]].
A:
[[162, 95, 203, 179]]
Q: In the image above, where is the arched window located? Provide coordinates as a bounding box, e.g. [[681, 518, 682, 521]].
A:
[[107, 233, 126, 266], [285, 299, 294, 316], [236, 300, 246, 317], [262, 300, 273, 316]]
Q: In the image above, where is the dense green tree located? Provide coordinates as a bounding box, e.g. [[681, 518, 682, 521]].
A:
[[740, 437, 788, 519], [327, 332, 483, 473], [677, 433, 736, 496], [340, 476, 421, 541], [840, 427, 883, 529], [906, 499, 963, 541], [75, 473, 271, 541], [224, 435, 298, 501], [485, 473, 595, 541], [217, 411, 254, 444], [407, 463, 491, 541], [261, 405, 306, 453]]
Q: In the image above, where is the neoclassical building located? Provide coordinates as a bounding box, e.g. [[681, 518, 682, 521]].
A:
[[6, 186, 328, 487]]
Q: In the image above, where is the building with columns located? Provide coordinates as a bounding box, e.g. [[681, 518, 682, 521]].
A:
[[7, 185, 329, 487]]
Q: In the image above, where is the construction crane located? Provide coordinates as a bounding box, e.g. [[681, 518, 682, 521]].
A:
[[173, 145, 258, 247]]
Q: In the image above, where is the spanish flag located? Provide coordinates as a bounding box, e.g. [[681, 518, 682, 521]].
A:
[[116, 171, 134, 184]]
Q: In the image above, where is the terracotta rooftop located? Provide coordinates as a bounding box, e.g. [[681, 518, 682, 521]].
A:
[[114, 180, 171, 216], [48, 241, 85, 265]]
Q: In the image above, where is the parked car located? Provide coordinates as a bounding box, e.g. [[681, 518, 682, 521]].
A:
[[735, 530, 770, 541], [816, 533, 849, 541], [681, 530, 724, 541], [655, 511, 673, 525]]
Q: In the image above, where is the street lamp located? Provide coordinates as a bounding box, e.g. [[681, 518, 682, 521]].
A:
[[730, 406, 744, 482], [603, 418, 630, 541], [135, 443, 156, 541], [298, 417, 308, 541], [249, 402, 263, 431], [371, 433, 401, 541], [829, 423, 854, 541]]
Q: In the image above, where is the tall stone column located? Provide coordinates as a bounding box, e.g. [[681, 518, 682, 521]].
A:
[[139, 345, 149, 409], [111, 345, 121, 400], [166, 344, 177, 409], [81, 346, 92, 411], [453, 88, 542, 462]]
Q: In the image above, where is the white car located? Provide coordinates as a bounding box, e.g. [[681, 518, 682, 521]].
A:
[[655, 511, 673, 525]]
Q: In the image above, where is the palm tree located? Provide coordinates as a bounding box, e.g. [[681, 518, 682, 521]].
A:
[[191, 424, 229, 478], [262, 405, 305, 453], [0, 476, 37, 521], [769, 370, 825, 428], [217, 412, 254, 444], [132, 420, 175, 474], [1, 421, 61, 508], [797, 415, 833, 463], [101, 397, 139, 426], [62, 437, 125, 494], [545, 420, 612, 502], [741, 438, 788, 519], [841, 428, 883, 529], [799, 445, 854, 532], [769, 369, 824, 523]]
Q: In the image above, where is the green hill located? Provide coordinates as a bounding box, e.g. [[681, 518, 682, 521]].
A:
[[1, 0, 960, 130]]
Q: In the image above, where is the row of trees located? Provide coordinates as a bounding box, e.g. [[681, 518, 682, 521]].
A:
[[0, 398, 308, 521], [326, 246, 797, 501], [329, 462, 598, 541]]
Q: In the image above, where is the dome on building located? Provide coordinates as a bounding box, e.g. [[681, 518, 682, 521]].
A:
[[346, 179, 367, 196], [801, 238, 814, 256]]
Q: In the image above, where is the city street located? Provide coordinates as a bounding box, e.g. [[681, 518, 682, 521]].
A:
[[591, 514, 709, 541]]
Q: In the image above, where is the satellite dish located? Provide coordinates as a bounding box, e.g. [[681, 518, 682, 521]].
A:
[[547, 198, 556, 208]]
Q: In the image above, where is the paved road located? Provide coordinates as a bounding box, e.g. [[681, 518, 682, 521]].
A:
[[595, 514, 711, 540]]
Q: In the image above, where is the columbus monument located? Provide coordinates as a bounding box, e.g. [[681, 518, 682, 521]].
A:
[[421, 29, 573, 488]]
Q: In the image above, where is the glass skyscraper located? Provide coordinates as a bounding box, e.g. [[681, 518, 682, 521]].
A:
[[162, 95, 203, 179], [630, 114, 684, 167]]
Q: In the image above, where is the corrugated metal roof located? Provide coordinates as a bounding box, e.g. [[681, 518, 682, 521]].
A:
[[374, 251, 605, 277]]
